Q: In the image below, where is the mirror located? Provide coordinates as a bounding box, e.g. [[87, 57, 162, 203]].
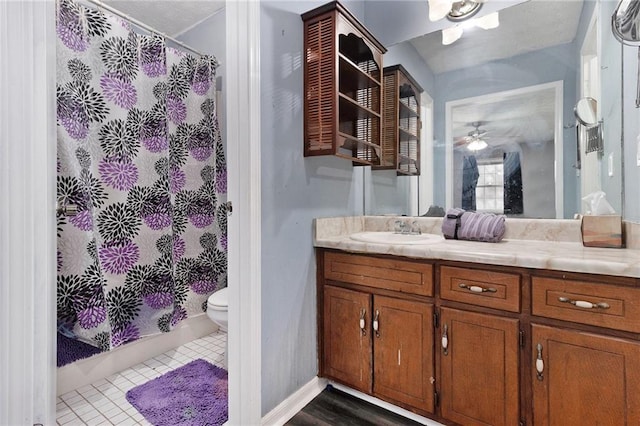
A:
[[575, 97, 598, 126], [447, 82, 562, 218], [612, 0, 640, 43], [612, 0, 640, 107], [363, 0, 624, 219]]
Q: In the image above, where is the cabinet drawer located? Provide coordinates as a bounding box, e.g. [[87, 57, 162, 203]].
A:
[[324, 252, 433, 296], [440, 266, 521, 312], [532, 277, 640, 333]]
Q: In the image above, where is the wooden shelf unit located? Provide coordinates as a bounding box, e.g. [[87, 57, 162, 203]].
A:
[[377, 64, 423, 175], [302, 1, 386, 165]]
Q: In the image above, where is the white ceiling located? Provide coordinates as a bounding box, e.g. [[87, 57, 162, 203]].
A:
[[451, 86, 558, 152], [410, 0, 585, 74], [102, 0, 225, 37]]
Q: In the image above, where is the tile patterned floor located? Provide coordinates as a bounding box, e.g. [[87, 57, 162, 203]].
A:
[[56, 331, 227, 425]]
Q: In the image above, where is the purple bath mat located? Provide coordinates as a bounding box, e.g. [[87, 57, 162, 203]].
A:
[[126, 359, 228, 426]]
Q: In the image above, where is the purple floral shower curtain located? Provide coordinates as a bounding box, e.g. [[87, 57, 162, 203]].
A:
[[56, 0, 227, 351]]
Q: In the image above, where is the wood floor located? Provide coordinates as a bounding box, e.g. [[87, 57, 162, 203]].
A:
[[285, 385, 424, 426]]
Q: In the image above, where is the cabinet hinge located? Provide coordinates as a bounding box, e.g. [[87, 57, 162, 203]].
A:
[[519, 330, 525, 348], [434, 390, 440, 407], [433, 311, 439, 328]]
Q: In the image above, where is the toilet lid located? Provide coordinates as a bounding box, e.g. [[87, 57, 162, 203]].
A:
[[208, 287, 228, 308]]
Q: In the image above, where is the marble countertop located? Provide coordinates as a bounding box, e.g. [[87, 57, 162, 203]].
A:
[[314, 216, 640, 278]]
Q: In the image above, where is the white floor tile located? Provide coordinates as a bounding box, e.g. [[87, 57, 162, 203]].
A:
[[98, 404, 126, 419], [72, 403, 96, 417], [57, 411, 81, 425], [56, 331, 227, 425], [109, 411, 135, 424]]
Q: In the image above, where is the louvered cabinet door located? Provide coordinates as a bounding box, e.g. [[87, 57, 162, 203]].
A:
[[439, 307, 520, 426], [302, 2, 386, 164], [322, 285, 372, 393], [531, 324, 640, 425], [372, 296, 435, 415], [377, 65, 422, 174], [303, 10, 336, 157]]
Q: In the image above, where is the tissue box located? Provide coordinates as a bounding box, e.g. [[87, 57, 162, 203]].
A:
[[581, 215, 623, 248]]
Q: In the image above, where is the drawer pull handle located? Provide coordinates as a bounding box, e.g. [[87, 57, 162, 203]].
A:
[[536, 343, 544, 381], [359, 309, 366, 336], [373, 310, 380, 338], [459, 283, 497, 293], [558, 297, 610, 310], [442, 324, 449, 356]]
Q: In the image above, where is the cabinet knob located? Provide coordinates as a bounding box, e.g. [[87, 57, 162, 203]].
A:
[[558, 296, 610, 310], [373, 310, 380, 338], [536, 343, 544, 381], [442, 324, 449, 356], [359, 309, 366, 336], [459, 283, 497, 293]]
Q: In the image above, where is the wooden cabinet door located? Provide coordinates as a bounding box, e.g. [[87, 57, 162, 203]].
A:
[[440, 307, 520, 426], [322, 285, 372, 393], [372, 296, 434, 415], [532, 324, 640, 425]]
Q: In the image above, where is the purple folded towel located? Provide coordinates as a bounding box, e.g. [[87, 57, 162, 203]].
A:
[[442, 208, 506, 243]]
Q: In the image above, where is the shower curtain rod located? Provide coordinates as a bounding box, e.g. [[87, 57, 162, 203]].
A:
[[80, 0, 218, 65]]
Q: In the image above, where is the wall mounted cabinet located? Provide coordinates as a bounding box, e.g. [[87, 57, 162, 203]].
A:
[[302, 1, 386, 165], [378, 65, 422, 175]]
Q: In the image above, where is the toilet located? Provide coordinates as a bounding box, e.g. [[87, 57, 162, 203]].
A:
[[206, 287, 228, 366], [207, 287, 228, 331]]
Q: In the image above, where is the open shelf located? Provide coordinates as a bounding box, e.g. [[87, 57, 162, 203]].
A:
[[303, 1, 386, 164]]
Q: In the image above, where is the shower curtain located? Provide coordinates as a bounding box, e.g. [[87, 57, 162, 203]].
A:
[[55, 0, 227, 351], [462, 156, 479, 211]]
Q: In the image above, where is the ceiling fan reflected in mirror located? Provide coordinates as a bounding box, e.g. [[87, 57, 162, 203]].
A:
[[455, 121, 490, 151]]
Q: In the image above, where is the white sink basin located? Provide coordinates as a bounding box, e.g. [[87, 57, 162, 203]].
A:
[[350, 231, 444, 245]]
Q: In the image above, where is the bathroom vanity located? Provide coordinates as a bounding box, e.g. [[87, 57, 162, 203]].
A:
[[314, 216, 640, 426]]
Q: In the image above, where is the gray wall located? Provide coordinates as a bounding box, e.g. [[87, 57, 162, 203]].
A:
[[520, 142, 556, 218], [260, 0, 366, 415], [624, 46, 640, 222], [599, 0, 623, 215]]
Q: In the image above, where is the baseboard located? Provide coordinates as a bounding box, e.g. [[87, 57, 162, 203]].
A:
[[330, 382, 445, 426], [261, 376, 328, 426], [57, 314, 218, 395]]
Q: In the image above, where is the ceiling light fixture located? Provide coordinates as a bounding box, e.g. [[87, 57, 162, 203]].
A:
[[428, 0, 485, 22], [446, 0, 483, 22], [440, 11, 500, 45], [467, 139, 488, 151], [428, 0, 455, 22], [442, 26, 464, 45]]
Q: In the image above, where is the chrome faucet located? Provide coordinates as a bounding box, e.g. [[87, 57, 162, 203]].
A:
[[394, 220, 407, 234], [394, 220, 421, 235], [410, 221, 421, 235]]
